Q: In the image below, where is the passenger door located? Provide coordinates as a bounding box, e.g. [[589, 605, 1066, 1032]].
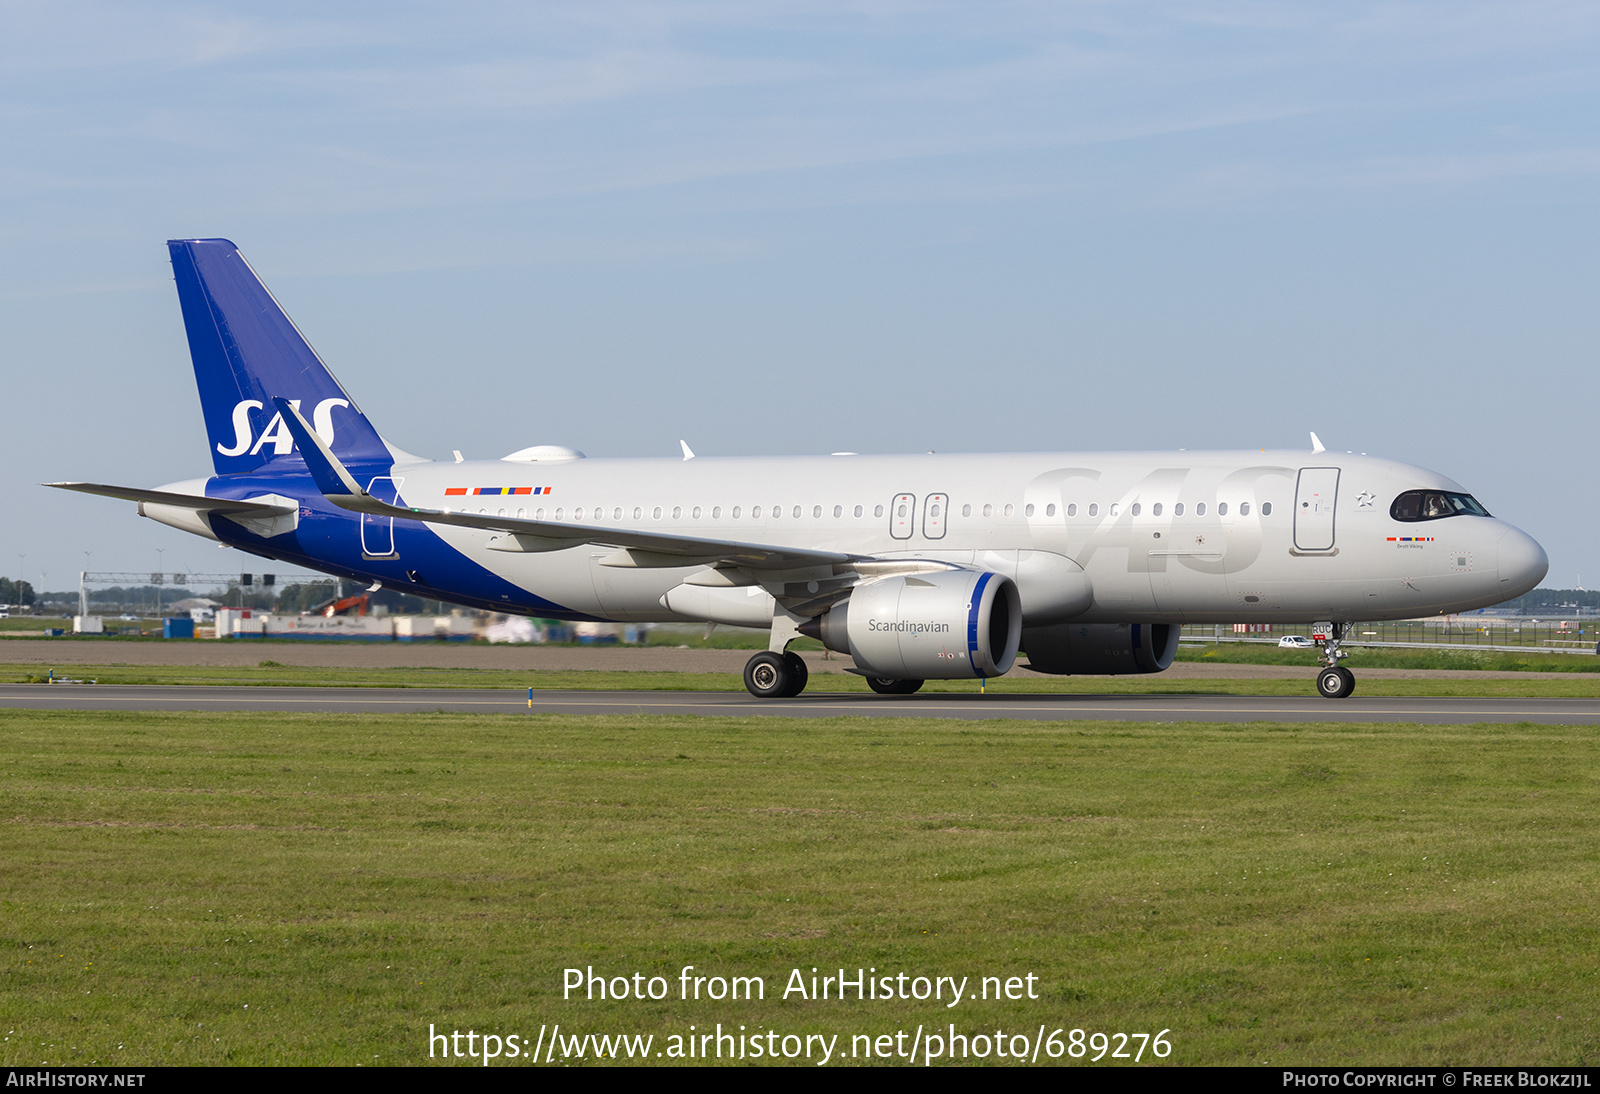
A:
[[1294, 468, 1340, 551]]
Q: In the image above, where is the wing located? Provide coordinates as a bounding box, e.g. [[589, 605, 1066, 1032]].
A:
[[271, 398, 864, 571]]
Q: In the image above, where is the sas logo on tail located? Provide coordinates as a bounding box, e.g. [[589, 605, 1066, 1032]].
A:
[[217, 398, 349, 457]]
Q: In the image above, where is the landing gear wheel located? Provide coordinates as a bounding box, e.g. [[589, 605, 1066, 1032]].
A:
[[781, 652, 809, 697], [866, 677, 924, 695], [744, 651, 793, 698], [1317, 665, 1356, 699], [1337, 666, 1355, 696]]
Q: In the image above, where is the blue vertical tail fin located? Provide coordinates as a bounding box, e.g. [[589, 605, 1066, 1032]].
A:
[[169, 238, 395, 477]]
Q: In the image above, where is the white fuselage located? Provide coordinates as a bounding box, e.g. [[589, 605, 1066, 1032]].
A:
[[370, 448, 1545, 626]]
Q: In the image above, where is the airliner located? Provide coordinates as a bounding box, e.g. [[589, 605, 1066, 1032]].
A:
[[50, 239, 1549, 699]]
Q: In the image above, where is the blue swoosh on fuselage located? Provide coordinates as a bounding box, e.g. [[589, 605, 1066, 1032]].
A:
[[198, 470, 594, 620]]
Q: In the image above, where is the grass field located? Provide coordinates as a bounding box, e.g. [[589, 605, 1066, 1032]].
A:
[[2, 709, 1597, 1066], [0, 619, 70, 633]]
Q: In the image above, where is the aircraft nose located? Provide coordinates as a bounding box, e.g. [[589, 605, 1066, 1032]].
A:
[[1495, 525, 1548, 598]]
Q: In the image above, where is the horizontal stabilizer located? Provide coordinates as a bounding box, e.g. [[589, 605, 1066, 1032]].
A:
[[44, 481, 297, 516]]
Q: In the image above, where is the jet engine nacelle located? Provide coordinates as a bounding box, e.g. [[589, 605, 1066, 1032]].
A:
[[801, 570, 1022, 680], [1021, 622, 1179, 675]]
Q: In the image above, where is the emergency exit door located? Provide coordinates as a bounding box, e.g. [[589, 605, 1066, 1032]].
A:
[[922, 493, 948, 539], [1294, 468, 1340, 551], [889, 494, 915, 539]]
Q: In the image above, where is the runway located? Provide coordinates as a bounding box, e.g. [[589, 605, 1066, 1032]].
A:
[[2, 684, 1598, 723]]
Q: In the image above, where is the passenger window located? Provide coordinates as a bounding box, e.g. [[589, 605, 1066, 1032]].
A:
[[1261, 502, 1272, 516], [1196, 502, 1206, 516], [874, 505, 884, 518], [732, 506, 741, 519], [516, 508, 525, 519], [1240, 502, 1251, 516], [1131, 503, 1141, 516], [633, 506, 642, 520], [795, 506, 803, 518], [752, 506, 762, 518], [854, 505, 864, 518], [1024, 503, 1035, 517], [692, 506, 701, 519], [575, 507, 584, 521], [1153, 503, 1163, 516], [1218, 502, 1228, 516], [1067, 503, 1076, 516], [1173, 503, 1183, 516], [536, 508, 545, 520], [1046, 503, 1056, 517], [982, 504, 993, 517], [651, 507, 662, 520], [1110, 504, 1120, 517], [833, 505, 842, 518], [498, 507, 507, 517], [712, 506, 721, 519], [772, 506, 781, 519], [555, 508, 565, 520], [1004, 504, 1014, 517], [962, 504, 972, 517], [1088, 503, 1097, 516]]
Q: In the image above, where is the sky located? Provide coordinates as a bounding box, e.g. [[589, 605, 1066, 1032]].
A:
[[1, 1, 1596, 593]]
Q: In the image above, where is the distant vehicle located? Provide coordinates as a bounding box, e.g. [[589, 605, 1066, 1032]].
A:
[[118, 614, 138, 621], [1278, 635, 1316, 649]]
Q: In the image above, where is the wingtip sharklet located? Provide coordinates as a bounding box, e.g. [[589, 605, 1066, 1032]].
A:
[[272, 397, 367, 501]]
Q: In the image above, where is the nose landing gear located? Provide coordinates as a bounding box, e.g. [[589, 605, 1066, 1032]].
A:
[[1312, 621, 1355, 698]]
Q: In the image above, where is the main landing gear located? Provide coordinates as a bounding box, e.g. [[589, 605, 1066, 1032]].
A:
[[743, 650, 809, 698], [741, 652, 928, 698], [742, 607, 930, 698], [866, 676, 924, 695], [1313, 621, 1356, 699]]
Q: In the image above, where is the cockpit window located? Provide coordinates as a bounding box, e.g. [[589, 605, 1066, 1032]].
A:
[[1390, 490, 1492, 522]]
